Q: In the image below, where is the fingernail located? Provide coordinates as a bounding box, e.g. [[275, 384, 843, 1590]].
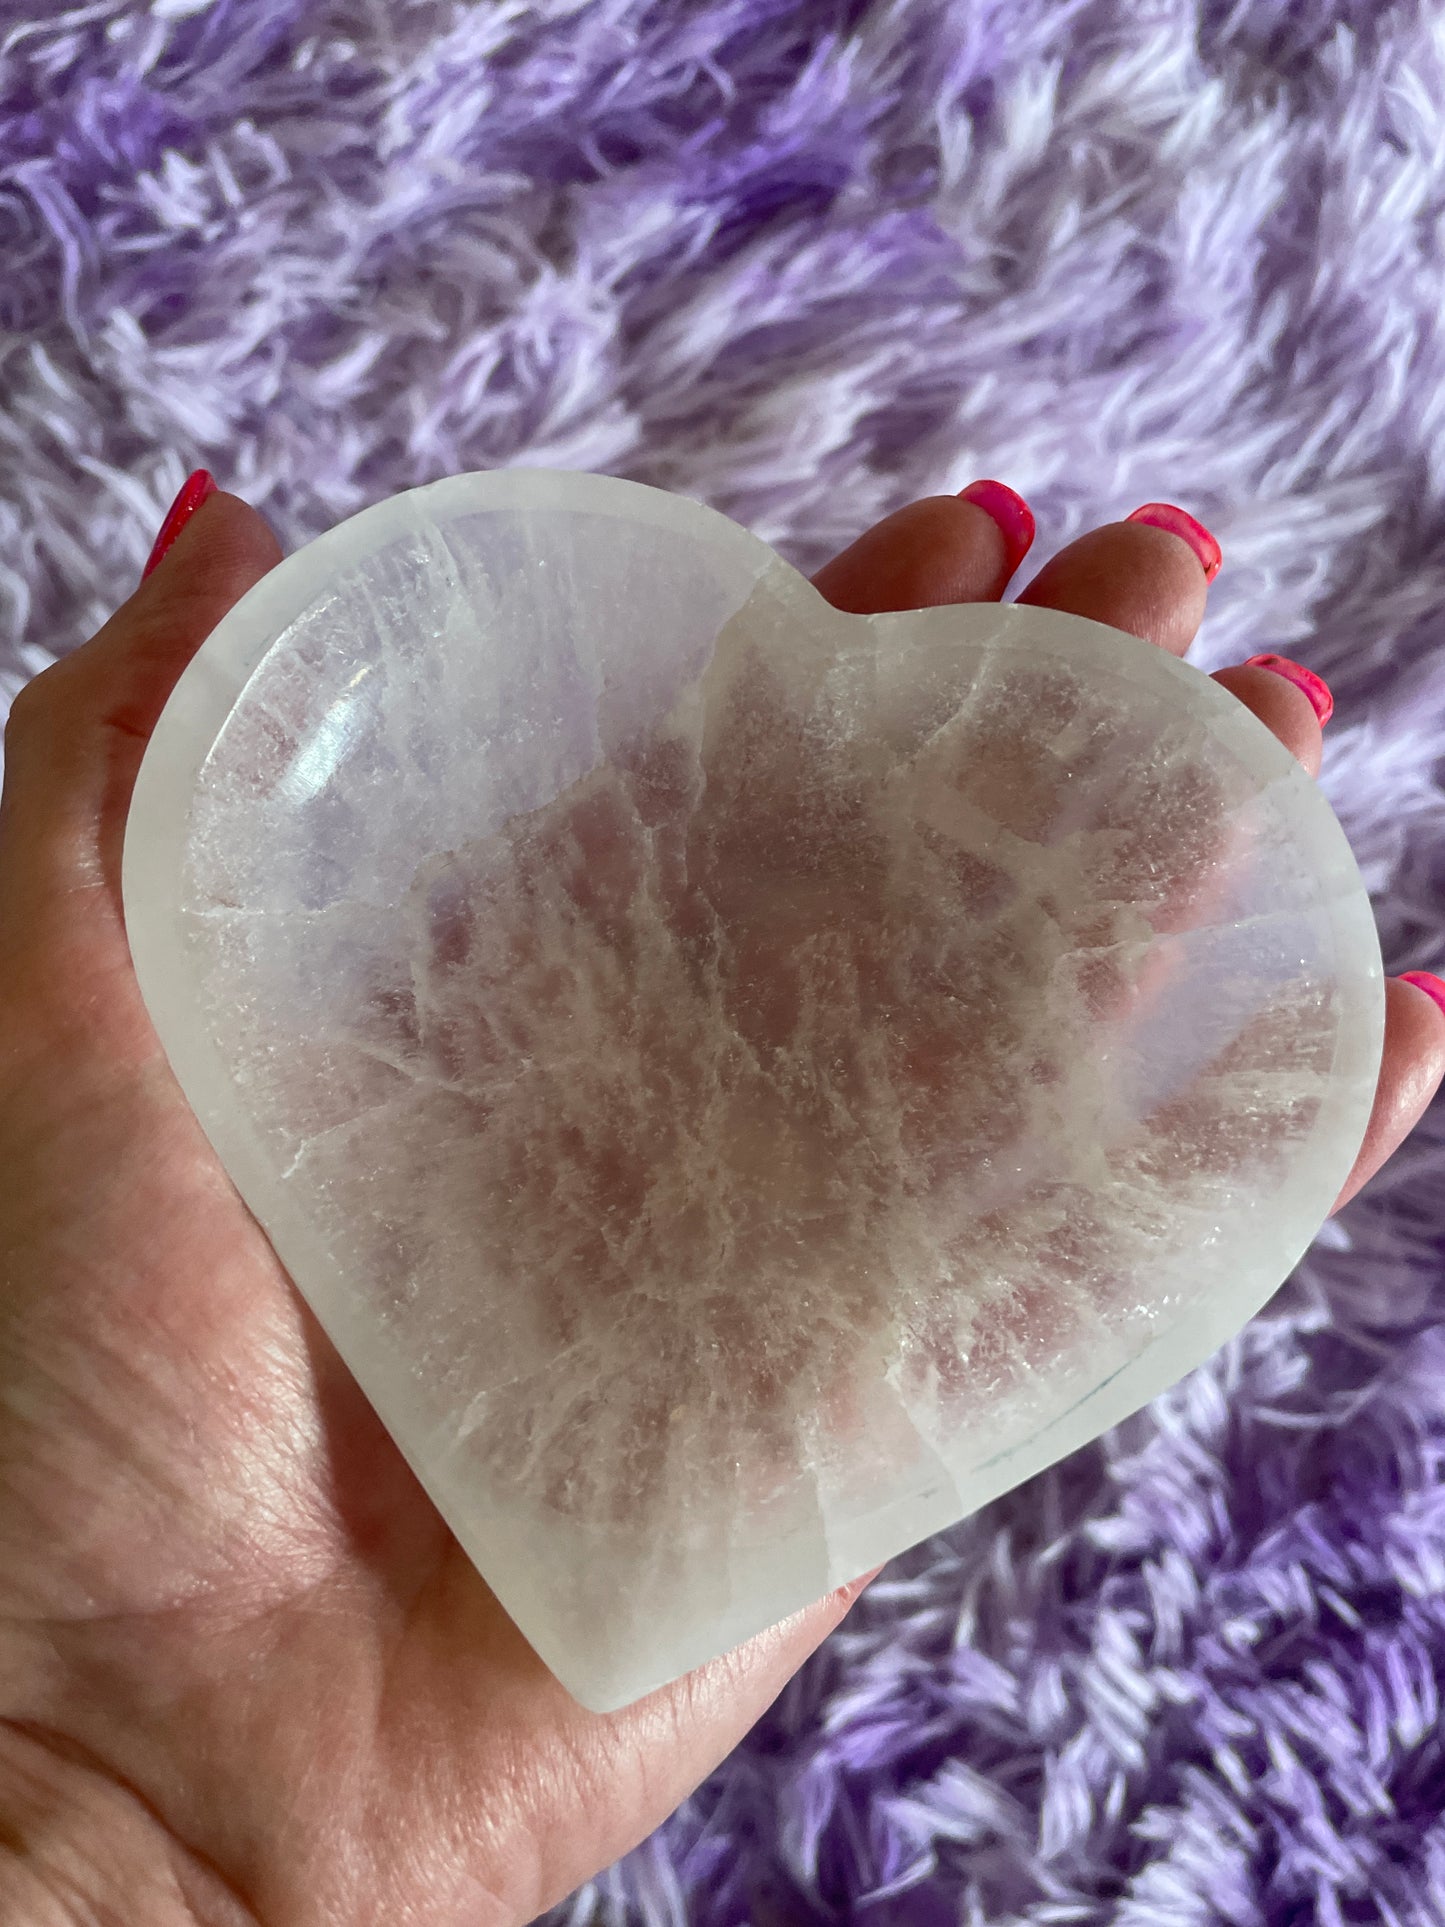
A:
[[142, 469, 218, 581], [1125, 502, 1222, 582], [1242, 654, 1334, 726], [1399, 971, 1445, 1016], [958, 479, 1036, 577]]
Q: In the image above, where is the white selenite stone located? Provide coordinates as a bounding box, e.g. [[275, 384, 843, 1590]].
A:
[[122, 470, 1383, 1711]]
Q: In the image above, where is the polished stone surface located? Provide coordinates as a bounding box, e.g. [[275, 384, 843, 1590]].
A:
[[123, 471, 1383, 1711]]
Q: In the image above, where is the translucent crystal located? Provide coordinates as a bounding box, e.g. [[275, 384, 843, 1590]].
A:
[[122, 471, 1383, 1711]]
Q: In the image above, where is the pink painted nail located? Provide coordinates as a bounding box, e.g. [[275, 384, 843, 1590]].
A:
[[1243, 654, 1334, 726], [958, 479, 1036, 578], [1400, 971, 1445, 1016], [142, 469, 218, 581], [1125, 501, 1222, 582]]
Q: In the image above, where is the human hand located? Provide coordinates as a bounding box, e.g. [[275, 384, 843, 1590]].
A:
[[0, 480, 1440, 1926]]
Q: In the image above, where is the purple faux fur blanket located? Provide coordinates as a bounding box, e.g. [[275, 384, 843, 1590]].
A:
[[3, 1, 1445, 1920]]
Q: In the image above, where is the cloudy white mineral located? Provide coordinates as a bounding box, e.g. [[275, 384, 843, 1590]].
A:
[[122, 471, 1383, 1711]]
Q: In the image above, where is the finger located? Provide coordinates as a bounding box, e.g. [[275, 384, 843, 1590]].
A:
[[1017, 503, 1218, 656], [1333, 974, 1445, 1211], [0, 488, 282, 913], [1211, 662, 1327, 778], [812, 482, 1035, 614]]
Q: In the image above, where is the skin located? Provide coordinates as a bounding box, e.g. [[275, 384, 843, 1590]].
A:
[[0, 491, 1440, 1926]]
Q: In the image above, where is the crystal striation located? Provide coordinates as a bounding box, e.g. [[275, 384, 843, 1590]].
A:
[[122, 471, 1384, 1711]]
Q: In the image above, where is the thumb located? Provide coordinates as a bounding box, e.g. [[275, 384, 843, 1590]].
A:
[[0, 484, 283, 911]]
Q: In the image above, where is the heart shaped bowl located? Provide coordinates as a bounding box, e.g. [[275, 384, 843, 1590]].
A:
[[123, 470, 1383, 1710]]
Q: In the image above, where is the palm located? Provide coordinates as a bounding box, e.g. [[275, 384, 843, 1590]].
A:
[[1, 890, 479, 1891]]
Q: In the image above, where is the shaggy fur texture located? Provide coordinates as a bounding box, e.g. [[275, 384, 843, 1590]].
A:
[[3, 1, 1445, 1919]]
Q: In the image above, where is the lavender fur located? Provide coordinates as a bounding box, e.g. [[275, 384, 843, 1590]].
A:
[[3, 1, 1445, 1920]]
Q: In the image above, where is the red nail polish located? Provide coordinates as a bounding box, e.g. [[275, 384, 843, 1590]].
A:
[[1400, 971, 1445, 1016], [1125, 502, 1222, 583], [958, 479, 1036, 578], [142, 469, 218, 581], [1243, 654, 1335, 726]]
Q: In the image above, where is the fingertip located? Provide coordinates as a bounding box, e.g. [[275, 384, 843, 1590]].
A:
[[1124, 502, 1222, 583], [82, 488, 283, 720], [1397, 972, 1445, 1034], [1332, 975, 1445, 1210], [1017, 519, 1208, 656], [141, 468, 218, 581], [812, 493, 1021, 614], [957, 479, 1036, 581], [1211, 663, 1324, 776], [137, 485, 285, 594], [1243, 654, 1333, 727], [1380, 972, 1445, 1136]]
